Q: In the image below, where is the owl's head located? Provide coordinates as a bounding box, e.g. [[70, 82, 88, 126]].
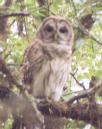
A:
[[37, 16, 74, 46]]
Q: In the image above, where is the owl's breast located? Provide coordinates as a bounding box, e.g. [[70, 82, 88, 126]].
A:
[[32, 57, 70, 100], [45, 58, 70, 100]]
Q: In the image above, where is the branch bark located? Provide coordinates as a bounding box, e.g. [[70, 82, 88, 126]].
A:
[[39, 101, 102, 129]]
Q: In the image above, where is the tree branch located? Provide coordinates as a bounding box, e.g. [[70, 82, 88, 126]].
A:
[[0, 12, 30, 18], [39, 101, 102, 128], [0, 86, 44, 129], [70, 72, 86, 90], [67, 80, 102, 104]]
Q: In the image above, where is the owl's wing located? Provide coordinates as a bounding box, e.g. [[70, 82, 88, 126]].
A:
[[21, 39, 44, 84]]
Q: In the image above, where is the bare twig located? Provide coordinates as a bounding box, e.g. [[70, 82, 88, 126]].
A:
[[67, 81, 102, 104], [70, 72, 86, 90]]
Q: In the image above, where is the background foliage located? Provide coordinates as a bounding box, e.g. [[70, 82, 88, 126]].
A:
[[0, 0, 102, 129]]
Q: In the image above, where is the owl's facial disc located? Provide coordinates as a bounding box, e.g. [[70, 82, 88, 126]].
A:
[[40, 17, 73, 45]]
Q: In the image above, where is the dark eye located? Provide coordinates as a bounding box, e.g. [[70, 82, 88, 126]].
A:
[[59, 26, 68, 33], [45, 25, 54, 32]]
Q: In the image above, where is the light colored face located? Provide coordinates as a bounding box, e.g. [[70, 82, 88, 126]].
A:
[[37, 16, 73, 45]]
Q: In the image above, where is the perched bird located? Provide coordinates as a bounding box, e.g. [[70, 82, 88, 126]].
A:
[[21, 16, 74, 101]]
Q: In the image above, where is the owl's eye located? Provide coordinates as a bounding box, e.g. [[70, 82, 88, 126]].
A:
[[59, 26, 68, 33], [45, 25, 54, 32]]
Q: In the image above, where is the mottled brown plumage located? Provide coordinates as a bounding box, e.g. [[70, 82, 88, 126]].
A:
[[22, 16, 74, 101]]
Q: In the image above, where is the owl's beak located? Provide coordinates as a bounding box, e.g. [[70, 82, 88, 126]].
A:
[[54, 34, 61, 44], [54, 34, 58, 41]]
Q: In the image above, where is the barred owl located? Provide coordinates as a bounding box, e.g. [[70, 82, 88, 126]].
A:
[[22, 16, 74, 101]]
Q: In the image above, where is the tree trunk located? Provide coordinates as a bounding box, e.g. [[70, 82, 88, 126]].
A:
[[0, 0, 13, 39]]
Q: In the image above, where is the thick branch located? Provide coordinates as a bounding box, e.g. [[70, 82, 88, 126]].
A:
[[0, 85, 101, 129], [0, 86, 44, 129], [39, 100, 102, 129]]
